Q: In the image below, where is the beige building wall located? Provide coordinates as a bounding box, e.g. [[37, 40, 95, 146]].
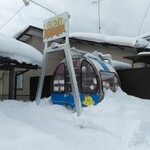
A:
[[70, 40, 135, 65], [16, 37, 65, 100]]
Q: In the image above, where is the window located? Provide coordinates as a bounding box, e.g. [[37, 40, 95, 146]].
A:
[[65, 57, 81, 92], [53, 63, 65, 92], [81, 60, 98, 93], [16, 73, 23, 90], [100, 71, 119, 92]]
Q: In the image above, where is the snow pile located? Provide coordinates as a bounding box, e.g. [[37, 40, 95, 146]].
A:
[[0, 33, 43, 66], [70, 32, 149, 48], [0, 89, 150, 150]]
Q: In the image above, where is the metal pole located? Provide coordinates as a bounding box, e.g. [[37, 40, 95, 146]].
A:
[[9, 67, 15, 99], [35, 42, 48, 105], [98, 1, 101, 33], [23, 0, 56, 16], [92, 0, 102, 34], [64, 44, 82, 117], [64, 17, 82, 116]]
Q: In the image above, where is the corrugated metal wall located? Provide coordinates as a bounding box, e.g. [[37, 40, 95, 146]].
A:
[[117, 68, 150, 99]]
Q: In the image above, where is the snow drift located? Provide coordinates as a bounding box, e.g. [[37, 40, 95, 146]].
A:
[[0, 88, 150, 150]]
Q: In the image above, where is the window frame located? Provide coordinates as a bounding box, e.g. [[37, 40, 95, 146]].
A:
[[16, 72, 24, 90], [52, 62, 66, 93], [100, 71, 119, 92], [80, 59, 99, 94]]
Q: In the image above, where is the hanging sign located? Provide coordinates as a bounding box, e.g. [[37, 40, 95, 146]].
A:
[[43, 12, 69, 42]]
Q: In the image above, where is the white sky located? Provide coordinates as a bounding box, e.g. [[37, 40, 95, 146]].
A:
[[0, 0, 150, 37]]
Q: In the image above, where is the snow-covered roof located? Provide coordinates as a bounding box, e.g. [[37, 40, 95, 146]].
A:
[[0, 33, 43, 67], [15, 26, 43, 42], [70, 32, 149, 49]]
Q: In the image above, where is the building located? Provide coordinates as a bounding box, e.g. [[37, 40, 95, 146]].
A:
[[10, 26, 149, 100], [0, 32, 42, 100]]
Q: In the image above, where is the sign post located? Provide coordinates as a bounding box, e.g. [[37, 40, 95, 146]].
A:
[[36, 12, 82, 117]]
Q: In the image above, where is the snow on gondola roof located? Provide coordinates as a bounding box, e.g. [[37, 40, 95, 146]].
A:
[[70, 32, 149, 48], [0, 33, 43, 67]]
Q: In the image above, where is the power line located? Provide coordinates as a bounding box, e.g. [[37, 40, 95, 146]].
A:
[[0, 4, 25, 31], [0, 0, 57, 31], [136, 1, 150, 42], [29, 0, 56, 15], [23, 0, 56, 16]]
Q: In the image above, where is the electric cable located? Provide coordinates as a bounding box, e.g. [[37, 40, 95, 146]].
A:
[[136, 1, 150, 42], [28, 0, 56, 15], [0, 4, 25, 31]]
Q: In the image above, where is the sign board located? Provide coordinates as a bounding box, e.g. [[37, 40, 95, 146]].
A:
[[43, 12, 69, 42], [36, 12, 82, 117]]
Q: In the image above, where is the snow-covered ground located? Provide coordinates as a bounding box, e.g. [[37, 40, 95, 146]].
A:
[[0, 88, 150, 150]]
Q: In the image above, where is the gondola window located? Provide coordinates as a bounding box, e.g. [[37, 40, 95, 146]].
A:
[[53, 63, 65, 92], [100, 71, 119, 92], [81, 60, 98, 93]]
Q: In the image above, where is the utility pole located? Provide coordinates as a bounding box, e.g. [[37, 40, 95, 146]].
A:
[[92, 0, 102, 33]]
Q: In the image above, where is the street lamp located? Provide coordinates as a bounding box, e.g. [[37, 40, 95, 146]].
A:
[[23, 0, 56, 16], [92, 0, 102, 33]]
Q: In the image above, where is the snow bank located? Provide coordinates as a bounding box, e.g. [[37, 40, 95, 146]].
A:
[[70, 32, 149, 48], [0, 89, 150, 150], [0, 33, 43, 66]]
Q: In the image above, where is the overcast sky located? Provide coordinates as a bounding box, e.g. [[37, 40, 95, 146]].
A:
[[0, 0, 150, 37]]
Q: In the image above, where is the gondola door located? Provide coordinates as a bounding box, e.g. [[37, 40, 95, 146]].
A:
[[80, 60, 101, 106]]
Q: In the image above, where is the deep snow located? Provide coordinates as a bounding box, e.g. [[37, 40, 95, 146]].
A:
[[0, 88, 150, 150]]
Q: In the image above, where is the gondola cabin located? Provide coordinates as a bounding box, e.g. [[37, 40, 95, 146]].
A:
[[51, 49, 119, 109]]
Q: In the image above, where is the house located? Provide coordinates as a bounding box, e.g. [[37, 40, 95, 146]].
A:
[[16, 26, 150, 65], [12, 25, 150, 100], [69, 33, 149, 64], [0, 33, 42, 100]]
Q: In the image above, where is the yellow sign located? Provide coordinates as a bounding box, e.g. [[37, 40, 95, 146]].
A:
[[83, 96, 95, 106], [43, 12, 69, 42]]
